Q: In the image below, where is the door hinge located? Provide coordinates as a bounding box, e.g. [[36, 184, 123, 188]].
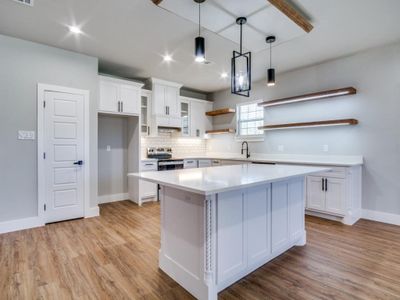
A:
[[43, 152, 46, 159], [44, 204, 47, 211], [43, 100, 46, 108]]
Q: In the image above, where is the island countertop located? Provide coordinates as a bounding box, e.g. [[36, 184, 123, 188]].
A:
[[128, 164, 329, 195]]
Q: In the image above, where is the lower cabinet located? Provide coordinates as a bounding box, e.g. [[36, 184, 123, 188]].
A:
[[306, 175, 345, 216], [138, 161, 158, 205], [216, 179, 304, 285]]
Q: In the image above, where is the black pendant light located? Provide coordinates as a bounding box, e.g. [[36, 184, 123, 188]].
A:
[[266, 35, 276, 87], [194, 0, 206, 63], [231, 17, 251, 97]]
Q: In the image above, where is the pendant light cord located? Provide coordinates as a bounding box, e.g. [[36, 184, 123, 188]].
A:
[[239, 23, 243, 54], [269, 42, 272, 68], [198, 2, 201, 36]]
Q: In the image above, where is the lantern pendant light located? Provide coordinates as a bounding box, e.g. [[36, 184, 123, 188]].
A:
[[266, 35, 276, 87], [231, 17, 251, 97], [194, 0, 206, 63]]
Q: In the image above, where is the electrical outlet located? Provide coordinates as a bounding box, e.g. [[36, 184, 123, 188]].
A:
[[323, 144, 329, 152], [278, 145, 285, 152], [106, 145, 111, 152]]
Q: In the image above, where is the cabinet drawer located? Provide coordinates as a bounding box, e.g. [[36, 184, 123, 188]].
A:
[[184, 160, 198, 169], [314, 167, 346, 178], [140, 161, 157, 171]]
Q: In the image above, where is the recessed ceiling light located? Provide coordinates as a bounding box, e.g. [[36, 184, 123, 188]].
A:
[[220, 72, 228, 79], [68, 26, 82, 34], [163, 54, 173, 62]]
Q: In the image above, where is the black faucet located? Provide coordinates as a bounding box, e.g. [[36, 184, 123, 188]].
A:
[[241, 141, 250, 158]]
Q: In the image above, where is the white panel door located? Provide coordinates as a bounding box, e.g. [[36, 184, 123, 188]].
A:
[[271, 181, 289, 253], [325, 178, 346, 216], [217, 189, 247, 284], [99, 80, 119, 112], [247, 184, 271, 266], [44, 91, 85, 223], [120, 84, 140, 115], [306, 176, 326, 211]]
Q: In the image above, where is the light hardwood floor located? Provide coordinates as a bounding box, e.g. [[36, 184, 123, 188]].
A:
[[1, 201, 399, 299]]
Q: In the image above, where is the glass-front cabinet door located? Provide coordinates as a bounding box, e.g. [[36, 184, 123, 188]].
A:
[[141, 90, 151, 136], [181, 100, 190, 137]]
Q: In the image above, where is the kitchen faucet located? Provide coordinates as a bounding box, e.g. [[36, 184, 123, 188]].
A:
[[241, 141, 250, 158]]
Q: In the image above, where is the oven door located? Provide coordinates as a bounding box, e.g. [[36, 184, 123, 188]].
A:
[[158, 161, 184, 171]]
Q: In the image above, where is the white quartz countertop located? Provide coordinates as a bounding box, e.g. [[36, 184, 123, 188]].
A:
[[129, 164, 329, 195], [173, 153, 363, 167]]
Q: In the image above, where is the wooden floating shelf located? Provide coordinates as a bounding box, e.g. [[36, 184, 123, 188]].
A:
[[206, 108, 236, 116], [258, 87, 357, 107], [206, 128, 236, 135], [259, 119, 358, 131]]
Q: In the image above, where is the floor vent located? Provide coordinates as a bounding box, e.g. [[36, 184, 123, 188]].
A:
[[13, 0, 34, 7]]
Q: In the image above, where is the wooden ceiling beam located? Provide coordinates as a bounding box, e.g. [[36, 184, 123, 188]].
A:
[[268, 0, 314, 33]]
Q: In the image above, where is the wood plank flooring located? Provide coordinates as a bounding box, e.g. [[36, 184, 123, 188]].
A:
[[1, 200, 399, 299]]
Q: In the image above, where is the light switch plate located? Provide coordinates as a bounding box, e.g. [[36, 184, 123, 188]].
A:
[[18, 130, 35, 140], [106, 145, 111, 152], [323, 144, 329, 152]]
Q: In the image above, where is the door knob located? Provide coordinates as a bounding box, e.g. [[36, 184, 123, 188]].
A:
[[73, 160, 83, 165]]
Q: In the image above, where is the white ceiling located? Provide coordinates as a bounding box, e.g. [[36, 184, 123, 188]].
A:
[[0, 0, 400, 93]]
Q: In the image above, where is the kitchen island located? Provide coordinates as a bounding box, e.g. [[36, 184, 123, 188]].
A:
[[129, 164, 328, 300]]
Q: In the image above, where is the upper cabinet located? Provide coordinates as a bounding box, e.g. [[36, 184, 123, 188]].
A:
[[180, 96, 213, 138], [149, 78, 183, 128], [99, 75, 144, 115]]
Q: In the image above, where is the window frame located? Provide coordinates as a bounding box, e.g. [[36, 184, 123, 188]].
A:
[[235, 100, 265, 142]]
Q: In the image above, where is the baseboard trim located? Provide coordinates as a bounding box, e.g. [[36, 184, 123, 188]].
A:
[[98, 193, 129, 204], [85, 206, 100, 218], [0, 216, 44, 235], [362, 209, 400, 226]]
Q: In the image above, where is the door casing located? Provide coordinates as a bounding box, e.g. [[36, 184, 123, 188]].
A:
[[37, 83, 91, 223]]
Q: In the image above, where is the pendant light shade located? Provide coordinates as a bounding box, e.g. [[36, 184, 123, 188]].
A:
[[194, 0, 206, 63], [195, 36, 205, 62], [231, 17, 251, 97], [266, 35, 276, 87], [267, 68, 275, 86]]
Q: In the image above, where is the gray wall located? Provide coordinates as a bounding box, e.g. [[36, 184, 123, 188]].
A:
[[210, 41, 400, 215], [0, 34, 99, 222], [98, 115, 128, 197]]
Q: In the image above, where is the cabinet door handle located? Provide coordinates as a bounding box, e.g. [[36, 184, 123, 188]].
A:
[[121, 101, 123, 112], [325, 178, 328, 192], [118, 101, 121, 112], [147, 126, 150, 135], [322, 178, 325, 191], [165, 106, 168, 115]]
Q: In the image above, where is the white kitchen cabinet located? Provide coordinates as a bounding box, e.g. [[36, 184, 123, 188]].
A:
[[151, 78, 182, 118], [184, 159, 197, 169], [140, 90, 152, 136], [99, 76, 143, 115], [180, 100, 190, 137], [306, 176, 326, 211], [198, 159, 212, 168], [99, 80, 119, 112], [306, 175, 345, 216], [138, 160, 158, 206], [325, 177, 346, 215], [305, 165, 361, 225], [190, 100, 213, 138]]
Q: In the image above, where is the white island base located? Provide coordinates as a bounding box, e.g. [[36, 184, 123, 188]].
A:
[[159, 178, 306, 300]]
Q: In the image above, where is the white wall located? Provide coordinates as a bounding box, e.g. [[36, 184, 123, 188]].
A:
[[0, 34, 99, 222], [210, 41, 400, 215], [98, 115, 129, 198]]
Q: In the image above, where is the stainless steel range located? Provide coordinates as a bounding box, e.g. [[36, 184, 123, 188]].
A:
[[147, 147, 184, 171]]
